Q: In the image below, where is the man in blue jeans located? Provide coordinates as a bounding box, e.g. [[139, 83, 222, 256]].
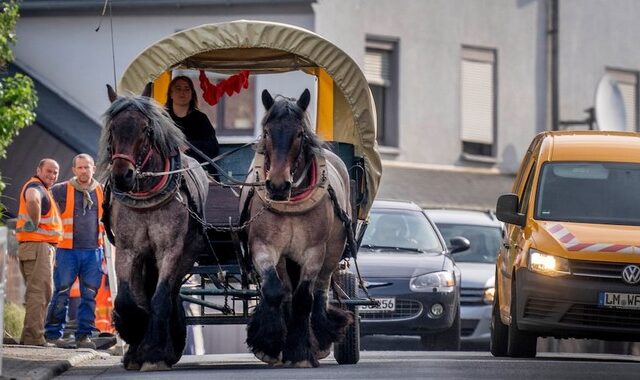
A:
[[44, 154, 106, 349]]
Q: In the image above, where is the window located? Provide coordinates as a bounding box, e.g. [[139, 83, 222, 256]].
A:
[[461, 47, 497, 158], [435, 224, 501, 264], [361, 210, 444, 253], [607, 68, 638, 132], [519, 163, 536, 215], [172, 70, 256, 137], [535, 162, 640, 226], [365, 38, 398, 147]]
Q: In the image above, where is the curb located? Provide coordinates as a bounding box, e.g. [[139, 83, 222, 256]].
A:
[[22, 350, 102, 380]]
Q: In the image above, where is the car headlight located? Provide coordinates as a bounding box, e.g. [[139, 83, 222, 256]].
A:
[[483, 276, 495, 304], [409, 271, 456, 292], [528, 249, 570, 277]]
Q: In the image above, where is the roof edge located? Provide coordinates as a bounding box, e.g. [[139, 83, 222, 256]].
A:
[[21, 0, 314, 12], [6, 63, 102, 156]]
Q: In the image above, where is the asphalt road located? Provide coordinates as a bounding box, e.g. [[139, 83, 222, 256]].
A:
[[58, 348, 640, 380]]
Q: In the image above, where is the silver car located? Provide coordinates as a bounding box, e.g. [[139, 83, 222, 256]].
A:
[[425, 209, 502, 347]]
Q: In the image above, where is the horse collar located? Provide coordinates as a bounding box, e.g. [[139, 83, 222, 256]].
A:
[[253, 153, 329, 215]]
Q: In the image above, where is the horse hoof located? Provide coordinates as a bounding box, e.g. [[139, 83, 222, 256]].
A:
[[315, 348, 331, 360], [254, 350, 282, 365], [140, 361, 170, 372], [125, 362, 141, 371]]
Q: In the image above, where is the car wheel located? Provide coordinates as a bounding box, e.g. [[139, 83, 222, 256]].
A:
[[420, 304, 461, 351], [507, 279, 537, 358], [490, 274, 509, 357], [332, 269, 360, 364]]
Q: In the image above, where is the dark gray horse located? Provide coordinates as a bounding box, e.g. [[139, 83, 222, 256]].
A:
[[98, 86, 208, 371], [242, 89, 354, 367]]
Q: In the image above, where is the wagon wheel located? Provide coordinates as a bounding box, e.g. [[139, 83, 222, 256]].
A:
[[332, 269, 360, 364]]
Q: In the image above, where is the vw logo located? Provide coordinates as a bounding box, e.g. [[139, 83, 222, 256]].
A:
[[622, 265, 640, 285]]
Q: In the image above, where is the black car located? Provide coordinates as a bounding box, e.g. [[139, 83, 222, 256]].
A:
[[356, 200, 466, 350]]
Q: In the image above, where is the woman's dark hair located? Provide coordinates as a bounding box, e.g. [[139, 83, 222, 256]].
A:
[[166, 75, 198, 112]]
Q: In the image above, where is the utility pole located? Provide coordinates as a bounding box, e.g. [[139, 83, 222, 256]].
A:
[[547, 0, 559, 131]]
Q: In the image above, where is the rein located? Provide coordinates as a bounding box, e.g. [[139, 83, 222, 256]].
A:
[[140, 140, 267, 188]]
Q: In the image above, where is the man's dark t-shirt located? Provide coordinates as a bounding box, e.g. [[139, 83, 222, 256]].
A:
[[51, 182, 100, 250]]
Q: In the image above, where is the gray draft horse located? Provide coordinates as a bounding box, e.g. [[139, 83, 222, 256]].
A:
[[242, 89, 354, 367], [98, 86, 208, 371]]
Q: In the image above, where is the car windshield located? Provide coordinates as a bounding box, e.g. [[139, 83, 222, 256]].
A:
[[360, 209, 444, 253], [535, 162, 640, 226], [435, 223, 501, 263]]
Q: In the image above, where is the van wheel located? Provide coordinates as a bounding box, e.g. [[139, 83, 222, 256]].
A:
[[490, 276, 508, 357], [507, 281, 537, 358], [420, 305, 461, 351]]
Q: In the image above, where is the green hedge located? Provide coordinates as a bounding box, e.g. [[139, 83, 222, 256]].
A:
[[4, 301, 24, 341]]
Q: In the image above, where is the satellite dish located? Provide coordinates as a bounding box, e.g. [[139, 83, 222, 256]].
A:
[[595, 73, 626, 131]]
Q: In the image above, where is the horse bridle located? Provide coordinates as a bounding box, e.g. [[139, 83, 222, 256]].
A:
[[263, 129, 308, 179], [109, 124, 156, 174]]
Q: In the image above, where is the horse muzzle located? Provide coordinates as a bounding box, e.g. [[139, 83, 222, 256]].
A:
[[111, 160, 137, 192], [265, 179, 292, 201]]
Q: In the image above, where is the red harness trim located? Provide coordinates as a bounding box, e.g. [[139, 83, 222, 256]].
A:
[[289, 158, 317, 202], [128, 157, 171, 197]]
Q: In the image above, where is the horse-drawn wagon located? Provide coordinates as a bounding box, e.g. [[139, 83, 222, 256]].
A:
[[104, 20, 381, 369]]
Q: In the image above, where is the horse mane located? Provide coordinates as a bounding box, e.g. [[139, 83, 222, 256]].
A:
[[97, 95, 186, 180], [255, 95, 325, 157]]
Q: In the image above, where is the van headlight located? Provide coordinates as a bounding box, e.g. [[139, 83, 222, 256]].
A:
[[410, 271, 456, 292], [528, 249, 570, 277], [482, 275, 495, 304]]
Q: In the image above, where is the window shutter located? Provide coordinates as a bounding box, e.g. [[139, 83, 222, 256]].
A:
[[607, 69, 638, 132], [365, 49, 390, 86], [618, 82, 637, 132], [461, 59, 494, 144]]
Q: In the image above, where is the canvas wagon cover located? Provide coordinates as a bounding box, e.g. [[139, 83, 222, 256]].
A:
[[118, 20, 381, 217]]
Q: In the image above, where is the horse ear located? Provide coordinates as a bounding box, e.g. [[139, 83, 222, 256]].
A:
[[261, 89, 274, 110], [107, 84, 118, 103], [297, 88, 311, 111], [141, 82, 153, 98]]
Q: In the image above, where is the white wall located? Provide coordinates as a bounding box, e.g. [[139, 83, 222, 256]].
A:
[[314, 0, 544, 172]]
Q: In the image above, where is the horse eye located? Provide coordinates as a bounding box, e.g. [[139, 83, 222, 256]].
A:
[[297, 132, 304, 138]]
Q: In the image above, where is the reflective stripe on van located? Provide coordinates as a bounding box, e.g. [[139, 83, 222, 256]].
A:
[[547, 223, 639, 253]]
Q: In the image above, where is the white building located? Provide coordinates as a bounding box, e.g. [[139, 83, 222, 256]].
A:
[[5, 0, 640, 212]]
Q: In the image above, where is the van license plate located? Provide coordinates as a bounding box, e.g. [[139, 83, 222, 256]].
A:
[[359, 297, 396, 312], [599, 292, 640, 310]]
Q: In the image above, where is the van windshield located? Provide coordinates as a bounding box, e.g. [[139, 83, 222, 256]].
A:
[[535, 162, 640, 225]]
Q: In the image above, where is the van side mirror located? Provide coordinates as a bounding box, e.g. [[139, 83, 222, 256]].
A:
[[449, 236, 470, 254], [496, 194, 526, 227]]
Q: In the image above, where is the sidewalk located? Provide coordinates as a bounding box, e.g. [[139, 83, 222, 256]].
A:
[[1, 344, 108, 380]]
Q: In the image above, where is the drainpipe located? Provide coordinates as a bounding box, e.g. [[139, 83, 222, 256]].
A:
[[547, 0, 559, 131]]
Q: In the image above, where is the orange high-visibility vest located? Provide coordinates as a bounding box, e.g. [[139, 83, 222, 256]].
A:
[[58, 182, 105, 249], [16, 177, 63, 244]]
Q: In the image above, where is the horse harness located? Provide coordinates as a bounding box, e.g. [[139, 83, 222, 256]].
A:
[[101, 153, 204, 246]]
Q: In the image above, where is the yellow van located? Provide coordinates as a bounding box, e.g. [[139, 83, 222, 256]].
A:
[[491, 131, 640, 358]]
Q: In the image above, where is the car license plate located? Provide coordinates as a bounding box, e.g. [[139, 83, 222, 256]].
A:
[[599, 292, 640, 310], [359, 297, 396, 312]]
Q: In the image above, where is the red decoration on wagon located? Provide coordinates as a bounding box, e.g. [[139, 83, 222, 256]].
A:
[[199, 70, 250, 106]]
